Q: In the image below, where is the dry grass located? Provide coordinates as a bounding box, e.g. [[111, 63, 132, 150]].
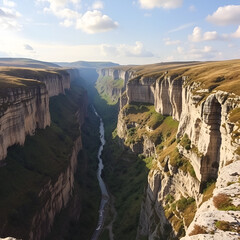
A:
[[213, 194, 231, 209], [109, 59, 240, 96], [0, 67, 68, 95], [213, 193, 240, 211], [189, 224, 207, 236], [201, 182, 216, 204]]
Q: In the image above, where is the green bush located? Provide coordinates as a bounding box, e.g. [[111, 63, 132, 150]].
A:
[[180, 134, 191, 150]]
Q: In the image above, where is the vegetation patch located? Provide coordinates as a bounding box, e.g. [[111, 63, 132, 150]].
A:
[[189, 224, 207, 236], [213, 193, 240, 211], [176, 197, 196, 227], [201, 181, 216, 204], [96, 75, 124, 105], [180, 134, 191, 150]]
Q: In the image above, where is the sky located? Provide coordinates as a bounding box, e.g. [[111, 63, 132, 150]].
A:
[[0, 0, 240, 64]]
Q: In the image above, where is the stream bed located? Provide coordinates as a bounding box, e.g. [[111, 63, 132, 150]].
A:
[[91, 107, 110, 240]]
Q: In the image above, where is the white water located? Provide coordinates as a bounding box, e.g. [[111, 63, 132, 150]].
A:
[[91, 107, 109, 240]]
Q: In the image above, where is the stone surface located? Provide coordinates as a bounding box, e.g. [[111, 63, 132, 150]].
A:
[[0, 72, 70, 162], [111, 67, 240, 239]]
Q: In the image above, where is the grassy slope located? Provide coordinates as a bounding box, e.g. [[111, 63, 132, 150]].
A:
[[106, 59, 240, 96], [0, 67, 68, 91], [96, 76, 124, 105], [0, 80, 84, 239], [46, 105, 101, 240], [0, 58, 60, 68]]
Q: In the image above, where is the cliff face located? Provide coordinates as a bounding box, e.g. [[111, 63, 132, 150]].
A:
[[96, 68, 135, 104], [0, 85, 50, 162], [127, 74, 240, 184], [30, 90, 87, 240], [113, 63, 240, 239], [40, 73, 70, 97], [0, 70, 70, 162], [29, 136, 82, 240]]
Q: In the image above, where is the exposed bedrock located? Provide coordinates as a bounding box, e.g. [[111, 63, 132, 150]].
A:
[[29, 136, 82, 240], [0, 72, 70, 162], [0, 86, 50, 162], [114, 70, 240, 239], [126, 75, 240, 183]]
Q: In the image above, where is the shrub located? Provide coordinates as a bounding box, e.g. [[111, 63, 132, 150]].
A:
[[180, 134, 191, 150], [213, 193, 240, 211], [189, 225, 207, 236], [215, 221, 231, 231], [177, 197, 195, 212], [166, 194, 174, 204]]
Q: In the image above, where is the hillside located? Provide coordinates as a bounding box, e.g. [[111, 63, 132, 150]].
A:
[[0, 58, 60, 69]]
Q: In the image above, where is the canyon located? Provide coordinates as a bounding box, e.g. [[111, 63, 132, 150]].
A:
[[0, 59, 239, 240]]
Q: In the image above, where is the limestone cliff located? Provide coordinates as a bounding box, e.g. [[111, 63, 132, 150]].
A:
[[29, 136, 82, 240], [0, 85, 51, 162], [111, 60, 240, 239], [0, 68, 70, 162], [96, 67, 135, 104]]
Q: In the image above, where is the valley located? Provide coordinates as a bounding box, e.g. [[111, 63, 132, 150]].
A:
[[0, 58, 239, 240]]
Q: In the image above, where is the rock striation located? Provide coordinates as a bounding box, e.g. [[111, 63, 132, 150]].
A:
[[0, 70, 70, 162], [29, 136, 82, 240], [104, 62, 240, 239]]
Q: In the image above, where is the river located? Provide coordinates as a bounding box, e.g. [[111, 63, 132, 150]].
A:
[[91, 107, 110, 240]]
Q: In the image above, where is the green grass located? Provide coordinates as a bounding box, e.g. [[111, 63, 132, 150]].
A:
[[180, 134, 191, 150], [96, 75, 124, 104], [0, 80, 85, 239], [103, 141, 149, 240], [94, 99, 149, 240]]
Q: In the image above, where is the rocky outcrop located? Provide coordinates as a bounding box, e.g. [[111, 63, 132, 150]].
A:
[[29, 136, 82, 240], [0, 85, 50, 162], [39, 72, 70, 97], [0, 71, 70, 162], [115, 69, 240, 239], [182, 160, 240, 240], [98, 68, 135, 88], [29, 89, 87, 240], [126, 75, 240, 184], [97, 68, 135, 103]]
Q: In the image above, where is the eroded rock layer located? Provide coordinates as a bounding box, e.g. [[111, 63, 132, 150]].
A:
[[102, 61, 240, 240], [0, 70, 70, 161]]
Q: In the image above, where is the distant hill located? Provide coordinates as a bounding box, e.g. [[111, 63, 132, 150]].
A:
[[0, 58, 60, 69], [56, 61, 119, 69]]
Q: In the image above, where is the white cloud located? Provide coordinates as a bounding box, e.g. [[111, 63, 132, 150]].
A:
[[60, 18, 74, 27], [92, 1, 103, 10], [232, 25, 240, 38], [189, 26, 202, 42], [189, 26, 222, 42], [0, 7, 22, 31], [44, 7, 80, 19], [38, 0, 118, 33], [139, 0, 182, 9], [164, 38, 180, 45], [207, 5, 240, 26], [37, 0, 80, 10], [3, 0, 16, 8], [168, 22, 194, 33], [174, 45, 222, 61], [101, 41, 154, 58], [76, 10, 118, 34]]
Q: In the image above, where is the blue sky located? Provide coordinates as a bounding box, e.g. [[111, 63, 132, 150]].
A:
[[0, 0, 240, 64]]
